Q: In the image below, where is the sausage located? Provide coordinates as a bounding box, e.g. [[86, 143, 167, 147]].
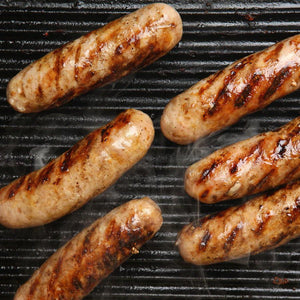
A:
[[14, 197, 163, 300], [185, 116, 300, 203], [7, 3, 182, 113], [0, 109, 154, 228], [176, 181, 300, 265], [161, 34, 300, 144]]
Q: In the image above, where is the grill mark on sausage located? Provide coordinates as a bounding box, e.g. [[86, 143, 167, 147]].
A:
[[205, 57, 251, 117], [197, 162, 218, 183], [286, 196, 300, 223], [199, 230, 211, 251], [263, 42, 284, 63], [47, 241, 74, 297], [230, 164, 238, 174], [36, 63, 44, 99], [199, 189, 209, 199], [285, 122, 300, 141], [28, 275, 40, 298], [26, 177, 34, 191], [190, 211, 227, 230], [101, 111, 131, 142], [72, 277, 83, 291], [84, 274, 98, 291], [285, 164, 300, 182], [7, 176, 26, 199], [48, 256, 63, 295], [249, 169, 275, 194], [53, 88, 76, 108], [253, 212, 271, 235], [223, 223, 243, 252], [197, 70, 224, 97], [115, 31, 142, 56], [74, 43, 82, 83], [251, 231, 289, 256], [89, 36, 163, 91], [60, 143, 80, 173], [207, 69, 224, 85], [203, 139, 264, 197], [53, 47, 63, 95], [81, 222, 100, 256], [234, 73, 262, 108], [21, 62, 35, 99], [37, 161, 55, 184], [262, 66, 292, 101], [275, 138, 289, 158]]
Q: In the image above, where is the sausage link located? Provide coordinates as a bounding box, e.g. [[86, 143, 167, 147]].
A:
[[185, 116, 300, 203], [14, 197, 163, 300], [0, 109, 154, 228], [177, 181, 300, 265], [161, 34, 300, 144], [7, 3, 182, 113]]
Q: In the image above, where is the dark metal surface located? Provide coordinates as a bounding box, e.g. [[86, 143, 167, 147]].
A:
[[0, 1, 300, 299]]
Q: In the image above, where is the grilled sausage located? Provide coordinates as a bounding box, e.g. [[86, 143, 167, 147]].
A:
[[177, 181, 300, 265], [14, 197, 163, 300], [0, 109, 154, 228], [161, 34, 300, 145], [7, 3, 182, 113], [185, 116, 300, 203]]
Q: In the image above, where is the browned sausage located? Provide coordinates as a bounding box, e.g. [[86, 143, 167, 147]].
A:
[[185, 116, 300, 203], [7, 3, 182, 113], [177, 181, 300, 265], [14, 197, 163, 300], [161, 34, 300, 144], [0, 109, 154, 228]]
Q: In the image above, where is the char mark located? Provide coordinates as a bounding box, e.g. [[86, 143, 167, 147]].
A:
[[74, 44, 82, 83], [37, 84, 44, 99], [37, 161, 55, 184], [199, 189, 209, 199], [60, 143, 80, 172], [207, 69, 224, 84], [234, 73, 262, 108], [28, 276, 40, 297], [72, 277, 83, 291], [253, 213, 271, 235], [190, 210, 227, 229], [251, 232, 289, 255], [286, 196, 300, 224], [223, 223, 242, 252], [263, 42, 284, 63], [47, 256, 63, 295], [285, 164, 300, 182], [101, 111, 131, 142], [230, 164, 238, 174], [199, 230, 211, 251], [8, 176, 26, 199], [198, 162, 217, 183], [275, 139, 289, 158], [247, 169, 275, 195], [205, 57, 250, 117], [53, 47, 63, 93], [262, 67, 291, 101], [54, 89, 76, 107]]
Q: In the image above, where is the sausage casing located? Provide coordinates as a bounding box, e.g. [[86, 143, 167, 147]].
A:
[[161, 34, 300, 144], [7, 3, 182, 113], [14, 197, 163, 300], [177, 181, 300, 265], [185, 116, 300, 203], [0, 109, 154, 228]]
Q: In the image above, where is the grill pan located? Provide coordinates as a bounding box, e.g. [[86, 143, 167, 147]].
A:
[[0, 0, 300, 299]]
